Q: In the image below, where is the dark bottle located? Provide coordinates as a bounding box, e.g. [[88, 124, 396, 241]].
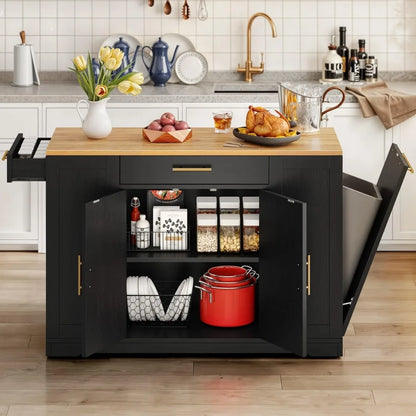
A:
[[357, 39, 368, 80], [336, 26, 349, 80], [348, 49, 360, 82]]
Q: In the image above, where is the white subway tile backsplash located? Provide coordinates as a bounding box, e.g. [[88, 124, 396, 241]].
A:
[[1, 0, 415, 73]]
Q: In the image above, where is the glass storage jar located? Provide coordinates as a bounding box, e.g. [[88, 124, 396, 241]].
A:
[[196, 196, 217, 215], [219, 214, 241, 253], [219, 196, 240, 214], [243, 214, 259, 252], [243, 196, 259, 214], [197, 214, 218, 253]]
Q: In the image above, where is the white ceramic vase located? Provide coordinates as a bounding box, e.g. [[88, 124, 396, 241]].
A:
[[77, 97, 112, 139]]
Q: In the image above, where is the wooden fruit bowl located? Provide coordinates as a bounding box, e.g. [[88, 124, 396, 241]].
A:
[[142, 128, 192, 143]]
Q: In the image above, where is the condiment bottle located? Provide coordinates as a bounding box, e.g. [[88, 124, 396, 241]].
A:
[[357, 39, 368, 81], [136, 214, 150, 249], [365, 56, 378, 82], [336, 26, 349, 80], [130, 197, 140, 246], [348, 49, 360, 82], [322, 35, 343, 83]]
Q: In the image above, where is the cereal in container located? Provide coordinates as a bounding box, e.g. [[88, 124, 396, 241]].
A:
[[219, 214, 241, 253], [197, 214, 218, 253], [243, 214, 259, 252]]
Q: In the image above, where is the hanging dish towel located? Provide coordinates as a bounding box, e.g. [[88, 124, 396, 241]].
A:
[[346, 81, 416, 129]]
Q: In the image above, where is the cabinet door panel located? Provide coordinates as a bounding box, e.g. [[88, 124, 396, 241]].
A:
[[259, 190, 307, 357], [83, 190, 126, 357]]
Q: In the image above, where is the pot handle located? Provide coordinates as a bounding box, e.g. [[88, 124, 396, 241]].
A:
[[320, 86, 345, 120], [77, 99, 89, 123], [195, 285, 212, 303], [241, 265, 252, 275]]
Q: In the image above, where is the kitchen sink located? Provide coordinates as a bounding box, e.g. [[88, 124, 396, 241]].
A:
[[214, 82, 279, 94]]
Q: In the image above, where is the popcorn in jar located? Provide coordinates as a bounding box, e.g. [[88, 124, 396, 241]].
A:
[[243, 214, 259, 252], [219, 214, 241, 253], [197, 214, 218, 253]]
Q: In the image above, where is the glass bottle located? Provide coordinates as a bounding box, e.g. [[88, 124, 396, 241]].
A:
[[357, 39, 368, 81], [348, 49, 360, 82], [322, 35, 343, 83], [336, 26, 349, 80]]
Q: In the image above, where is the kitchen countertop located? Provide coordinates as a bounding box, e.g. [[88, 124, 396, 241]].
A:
[[1, 78, 416, 104], [47, 127, 342, 156]]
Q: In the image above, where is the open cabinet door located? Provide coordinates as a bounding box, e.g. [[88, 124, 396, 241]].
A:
[[259, 190, 308, 357], [83, 190, 126, 357]]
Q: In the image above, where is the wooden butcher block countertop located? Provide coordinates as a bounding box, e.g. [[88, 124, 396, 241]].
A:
[[47, 127, 342, 156]]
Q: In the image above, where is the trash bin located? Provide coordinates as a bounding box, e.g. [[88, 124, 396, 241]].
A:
[[343, 173, 382, 301]]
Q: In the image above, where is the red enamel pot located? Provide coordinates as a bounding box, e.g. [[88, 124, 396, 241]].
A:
[[202, 272, 258, 288], [207, 265, 252, 282], [196, 276, 257, 327]]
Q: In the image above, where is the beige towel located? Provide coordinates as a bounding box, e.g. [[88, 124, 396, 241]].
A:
[[346, 81, 416, 129]]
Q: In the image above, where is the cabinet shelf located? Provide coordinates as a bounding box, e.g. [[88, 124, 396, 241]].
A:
[[126, 251, 260, 263]]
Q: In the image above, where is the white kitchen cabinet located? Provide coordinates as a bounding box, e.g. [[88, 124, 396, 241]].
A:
[[0, 104, 41, 250], [183, 102, 277, 128], [391, 117, 416, 246]]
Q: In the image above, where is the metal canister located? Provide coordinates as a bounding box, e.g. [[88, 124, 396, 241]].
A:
[[365, 56, 378, 82]]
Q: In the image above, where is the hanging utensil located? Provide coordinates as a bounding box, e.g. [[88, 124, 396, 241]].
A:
[[198, 0, 208, 21], [182, 0, 190, 19], [148, 0, 154, 6], [164, 0, 172, 15]]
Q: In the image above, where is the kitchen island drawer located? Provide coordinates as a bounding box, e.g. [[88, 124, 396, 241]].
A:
[[120, 156, 269, 185], [6, 133, 49, 182]]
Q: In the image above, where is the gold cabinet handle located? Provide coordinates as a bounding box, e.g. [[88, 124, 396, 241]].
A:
[[402, 152, 414, 174], [306, 254, 311, 296], [2, 150, 8, 161], [172, 167, 212, 172], [77, 255, 82, 296]]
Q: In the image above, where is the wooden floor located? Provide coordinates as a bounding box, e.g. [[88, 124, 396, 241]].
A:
[[0, 251, 415, 415]]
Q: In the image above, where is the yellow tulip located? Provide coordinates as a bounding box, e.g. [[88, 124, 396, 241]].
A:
[[110, 48, 124, 70], [129, 72, 144, 85], [103, 57, 117, 71], [99, 47, 111, 63], [118, 81, 142, 96], [73, 55, 86, 71], [95, 84, 108, 98]]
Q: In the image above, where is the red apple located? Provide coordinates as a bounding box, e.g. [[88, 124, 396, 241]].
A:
[[147, 121, 162, 131], [160, 112, 176, 125], [174, 120, 190, 130], [162, 124, 176, 132]]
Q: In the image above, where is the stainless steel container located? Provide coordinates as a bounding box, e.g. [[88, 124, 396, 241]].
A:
[[279, 83, 345, 133]]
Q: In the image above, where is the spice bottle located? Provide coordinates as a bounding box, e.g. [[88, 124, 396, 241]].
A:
[[219, 214, 241, 253], [130, 197, 140, 246], [196, 196, 217, 215], [322, 35, 343, 83], [243, 214, 259, 252], [348, 49, 360, 82], [365, 56, 378, 82], [219, 196, 240, 214], [136, 214, 150, 249], [357, 39, 368, 81], [197, 214, 218, 253]]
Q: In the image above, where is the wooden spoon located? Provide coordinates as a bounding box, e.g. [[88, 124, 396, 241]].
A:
[[164, 0, 172, 15], [148, 0, 154, 6], [182, 0, 190, 19]]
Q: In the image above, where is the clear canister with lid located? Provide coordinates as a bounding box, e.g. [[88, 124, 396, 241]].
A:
[[243, 214, 259, 252], [197, 214, 218, 253], [242, 196, 259, 214], [219, 196, 240, 214], [196, 196, 217, 215], [219, 214, 241, 253]]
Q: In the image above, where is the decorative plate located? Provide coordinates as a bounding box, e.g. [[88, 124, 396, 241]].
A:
[[161, 33, 196, 83], [233, 128, 301, 147], [99, 33, 151, 84], [175, 51, 208, 85]]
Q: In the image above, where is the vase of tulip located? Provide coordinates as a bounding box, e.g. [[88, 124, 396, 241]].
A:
[[71, 47, 144, 139]]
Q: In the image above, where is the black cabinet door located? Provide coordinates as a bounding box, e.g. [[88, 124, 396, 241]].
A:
[[83, 190, 126, 357], [259, 190, 307, 357]]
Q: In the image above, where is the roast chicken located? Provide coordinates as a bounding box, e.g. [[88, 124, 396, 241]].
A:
[[246, 106, 290, 137]]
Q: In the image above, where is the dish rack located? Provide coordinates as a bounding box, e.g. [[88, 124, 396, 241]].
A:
[[128, 231, 190, 252], [126, 277, 193, 326]]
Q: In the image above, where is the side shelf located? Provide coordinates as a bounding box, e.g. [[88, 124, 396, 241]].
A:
[[6, 133, 49, 182]]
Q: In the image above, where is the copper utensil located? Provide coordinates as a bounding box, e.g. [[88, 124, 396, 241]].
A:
[[164, 0, 172, 15], [182, 0, 190, 19], [148, 0, 154, 6]]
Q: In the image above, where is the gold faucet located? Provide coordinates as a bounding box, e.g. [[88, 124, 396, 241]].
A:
[[237, 13, 277, 82]]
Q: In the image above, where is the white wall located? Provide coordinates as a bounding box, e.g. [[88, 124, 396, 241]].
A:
[[0, 0, 415, 73]]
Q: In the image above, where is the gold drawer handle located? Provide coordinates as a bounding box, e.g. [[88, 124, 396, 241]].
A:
[[77, 255, 82, 296], [172, 167, 212, 172], [306, 254, 311, 296], [402, 152, 414, 174], [2, 150, 8, 161]]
